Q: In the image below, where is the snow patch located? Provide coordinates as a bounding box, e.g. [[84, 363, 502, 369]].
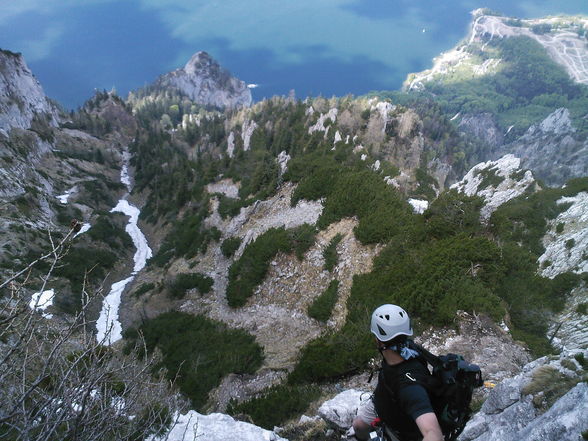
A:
[[29, 289, 55, 319], [56, 186, 77, 204], [408, 198, 429, 214], [73, 223, 91, 238]]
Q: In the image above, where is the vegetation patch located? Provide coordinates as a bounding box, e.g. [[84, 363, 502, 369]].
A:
[[522, 365, 580, 411], [323, 233, 343, 272], [227, 384, 321, 430], [226, 225, 317, 307], [88, 214, 133, 250], [133, 282, 155, 298], [221, 237, 242, 258], [124, 312, 263, 410], [150, 208, 221, 267], [475, 167, 505, 190], [308, 280, 340, 323], [167, 273, 213, 299], [54, 247, 118, 313], [491, 177, 588, 256]]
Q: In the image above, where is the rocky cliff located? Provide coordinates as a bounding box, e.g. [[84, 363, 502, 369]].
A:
[[154, 51, 252, 109], [0, 49, 58, 135]]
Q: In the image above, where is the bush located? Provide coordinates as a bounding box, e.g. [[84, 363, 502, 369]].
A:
[[134, 282, 155, 297], [124, 312, 263, 410], [323, 233, 343, 272], [576, 303, 588, 315], [54, 247, 118, 313], [226, 228, 292, 307], [88, 214, 133, 250], [308, 280, 339, 322], [226, 225, 317, 307], [167, 273, 213, 299], [227, 384, 321, 430], [288, 224, 317, 260], [221, 237, 242, 258]]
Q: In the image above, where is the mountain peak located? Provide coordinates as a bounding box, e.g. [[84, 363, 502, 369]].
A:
[[154, 51, 252, 109], [184, 51, 214, 74]]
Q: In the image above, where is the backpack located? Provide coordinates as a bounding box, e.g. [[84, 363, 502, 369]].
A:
[[373, 341, 483, 441]]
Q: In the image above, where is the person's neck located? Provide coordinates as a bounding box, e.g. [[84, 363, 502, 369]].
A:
[[382, 349, 405, 366]]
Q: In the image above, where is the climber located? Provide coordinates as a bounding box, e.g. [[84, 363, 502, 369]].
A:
[[350, 304, 444, 441]]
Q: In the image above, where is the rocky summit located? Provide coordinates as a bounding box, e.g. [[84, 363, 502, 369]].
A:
[[154, 51, 252, 109]]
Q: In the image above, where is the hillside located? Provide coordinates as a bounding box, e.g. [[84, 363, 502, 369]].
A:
[[1, 13, 587, 441], [393, 10, 588, 186]]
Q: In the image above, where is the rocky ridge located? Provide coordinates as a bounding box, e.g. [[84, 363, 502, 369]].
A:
[[451, 154, 537, 220], [154, 51, 252, 109]]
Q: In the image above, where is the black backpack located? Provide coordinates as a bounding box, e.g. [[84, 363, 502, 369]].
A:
[[373, 342, 483, 441]]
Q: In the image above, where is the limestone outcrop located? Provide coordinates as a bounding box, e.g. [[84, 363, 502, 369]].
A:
[[154, 51, 252, 109]]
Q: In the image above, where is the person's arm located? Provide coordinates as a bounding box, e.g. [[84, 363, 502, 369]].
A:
[[415, 412, 444, 441]]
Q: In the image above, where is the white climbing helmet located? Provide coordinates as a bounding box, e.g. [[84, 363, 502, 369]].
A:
[[370, 304, 413, 342]]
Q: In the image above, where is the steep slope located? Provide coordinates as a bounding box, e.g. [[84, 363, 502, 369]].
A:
[[152, 51, 252, 109], [402, 10, 588, 186]]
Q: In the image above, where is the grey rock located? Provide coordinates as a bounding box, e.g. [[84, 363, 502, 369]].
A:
[[458, 113, 504, 148], [154, 51, 252, 109], [480, 377, 522, 414], [0, 49, 57, 133]]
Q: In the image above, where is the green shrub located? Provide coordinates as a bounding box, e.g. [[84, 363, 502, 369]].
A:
[[288, 224, 317, 260], [226, 225, 317, 307], [475, 167, 505, 190], [323, 233, 343, 272], [134, 282, 155, 297], [88, 214, 133, 250], [565, 238, 575, 249], [424, 190, 484, 239], [150, 205, 221, 266], [308, 280, 339, 322], [167, 273, 213, 299], [576, 303, 588, 315], [54, 247, 118, 313], [556, 222, 565, 233], [226, 228, 292, 307], [124, 312, 263, 410], [217, 195, 246, 219], [221, 237, 242, 258], [227, 384, 321, 430]]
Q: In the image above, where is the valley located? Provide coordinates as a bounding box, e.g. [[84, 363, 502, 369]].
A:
[[1, 9, 588, 441]]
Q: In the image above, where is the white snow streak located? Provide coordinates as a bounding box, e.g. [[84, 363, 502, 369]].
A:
[[29, 289, 55, 319], [96, 150, 152, 345]]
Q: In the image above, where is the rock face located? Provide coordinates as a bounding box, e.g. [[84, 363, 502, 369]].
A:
[[500, 108, 588, 186], [451, 154, 537, 220], [148, 410, 286, 441], [155, 51, 252, 109], [459, 350, 588, 441], [0, 49, 57, 134], [458, 113, 503, 149]]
